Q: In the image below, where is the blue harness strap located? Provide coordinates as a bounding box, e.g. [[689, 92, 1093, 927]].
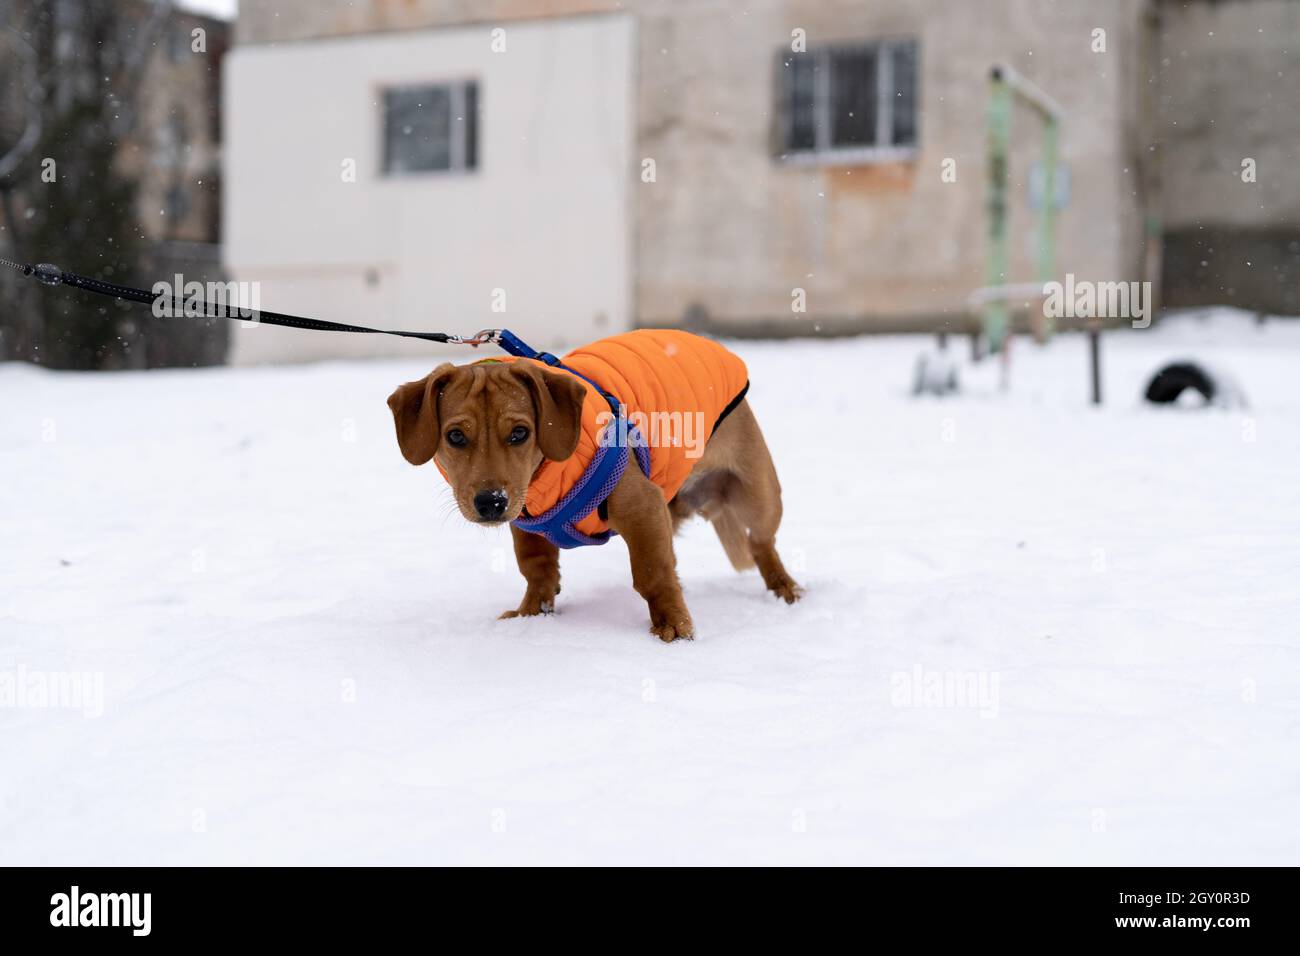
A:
[[499, 330, 651, 549]]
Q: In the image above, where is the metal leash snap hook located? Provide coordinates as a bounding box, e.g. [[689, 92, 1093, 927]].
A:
[[459, 328, 502, 348]]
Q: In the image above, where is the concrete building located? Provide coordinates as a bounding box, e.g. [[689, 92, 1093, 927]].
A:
[[223, 0, 1300, 363]]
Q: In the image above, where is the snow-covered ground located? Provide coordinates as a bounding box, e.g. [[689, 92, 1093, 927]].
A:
[[2, 309, 1298, 865]]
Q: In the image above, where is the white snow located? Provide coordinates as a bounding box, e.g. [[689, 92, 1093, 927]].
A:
[[2, 309, 1298, 865]]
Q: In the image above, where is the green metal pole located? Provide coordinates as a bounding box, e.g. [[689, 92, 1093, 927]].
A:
[[1038, 117, 1058, 339], [984, 70, 1012, 354]]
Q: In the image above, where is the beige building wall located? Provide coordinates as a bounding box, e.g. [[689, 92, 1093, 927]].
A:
[[633, 0, 1146, 333], [233, 0, 1152, 339]]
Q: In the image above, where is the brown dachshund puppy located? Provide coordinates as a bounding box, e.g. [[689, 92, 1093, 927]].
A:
[[387, 349, 800, 641]]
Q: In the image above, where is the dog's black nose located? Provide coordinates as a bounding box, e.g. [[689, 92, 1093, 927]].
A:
[[474, 489, 509, 521]]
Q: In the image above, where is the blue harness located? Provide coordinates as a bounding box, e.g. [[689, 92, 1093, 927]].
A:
[[497, 330, 651, 549]]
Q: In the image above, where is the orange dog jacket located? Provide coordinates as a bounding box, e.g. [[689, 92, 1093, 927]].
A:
[[473, 329, 749, 547]]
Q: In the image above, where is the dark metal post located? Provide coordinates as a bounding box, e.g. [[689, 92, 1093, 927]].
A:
[[1089, 327, 1102, 405]]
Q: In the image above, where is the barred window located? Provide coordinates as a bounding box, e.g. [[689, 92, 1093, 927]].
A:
[[382, 81, 478, 175], [777, 40, 918, 161]]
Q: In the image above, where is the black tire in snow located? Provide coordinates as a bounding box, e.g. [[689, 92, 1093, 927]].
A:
[[1144, 362, 1218, 405]]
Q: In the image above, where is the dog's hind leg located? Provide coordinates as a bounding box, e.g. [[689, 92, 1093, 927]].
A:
[[703, 401, 802, 604], [729, 473, 801, 605]]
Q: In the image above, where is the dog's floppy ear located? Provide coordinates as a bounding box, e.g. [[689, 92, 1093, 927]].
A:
[[509, 362, 586, 462], [387, 363, 457, 466]]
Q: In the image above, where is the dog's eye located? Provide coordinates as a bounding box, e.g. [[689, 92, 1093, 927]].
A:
[[445, 429, 468, 448], [507, 426, 530, 445]]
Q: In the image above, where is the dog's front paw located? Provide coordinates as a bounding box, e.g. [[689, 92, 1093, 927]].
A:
[[650, 617, 694, 643]]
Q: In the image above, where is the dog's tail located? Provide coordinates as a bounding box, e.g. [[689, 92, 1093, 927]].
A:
[[711, 507, 755, 572]]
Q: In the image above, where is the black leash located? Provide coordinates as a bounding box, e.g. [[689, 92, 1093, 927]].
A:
[[0, 257, 500, 346]]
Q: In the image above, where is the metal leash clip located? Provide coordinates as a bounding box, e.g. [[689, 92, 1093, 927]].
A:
[[450, 328, 503, 348]]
